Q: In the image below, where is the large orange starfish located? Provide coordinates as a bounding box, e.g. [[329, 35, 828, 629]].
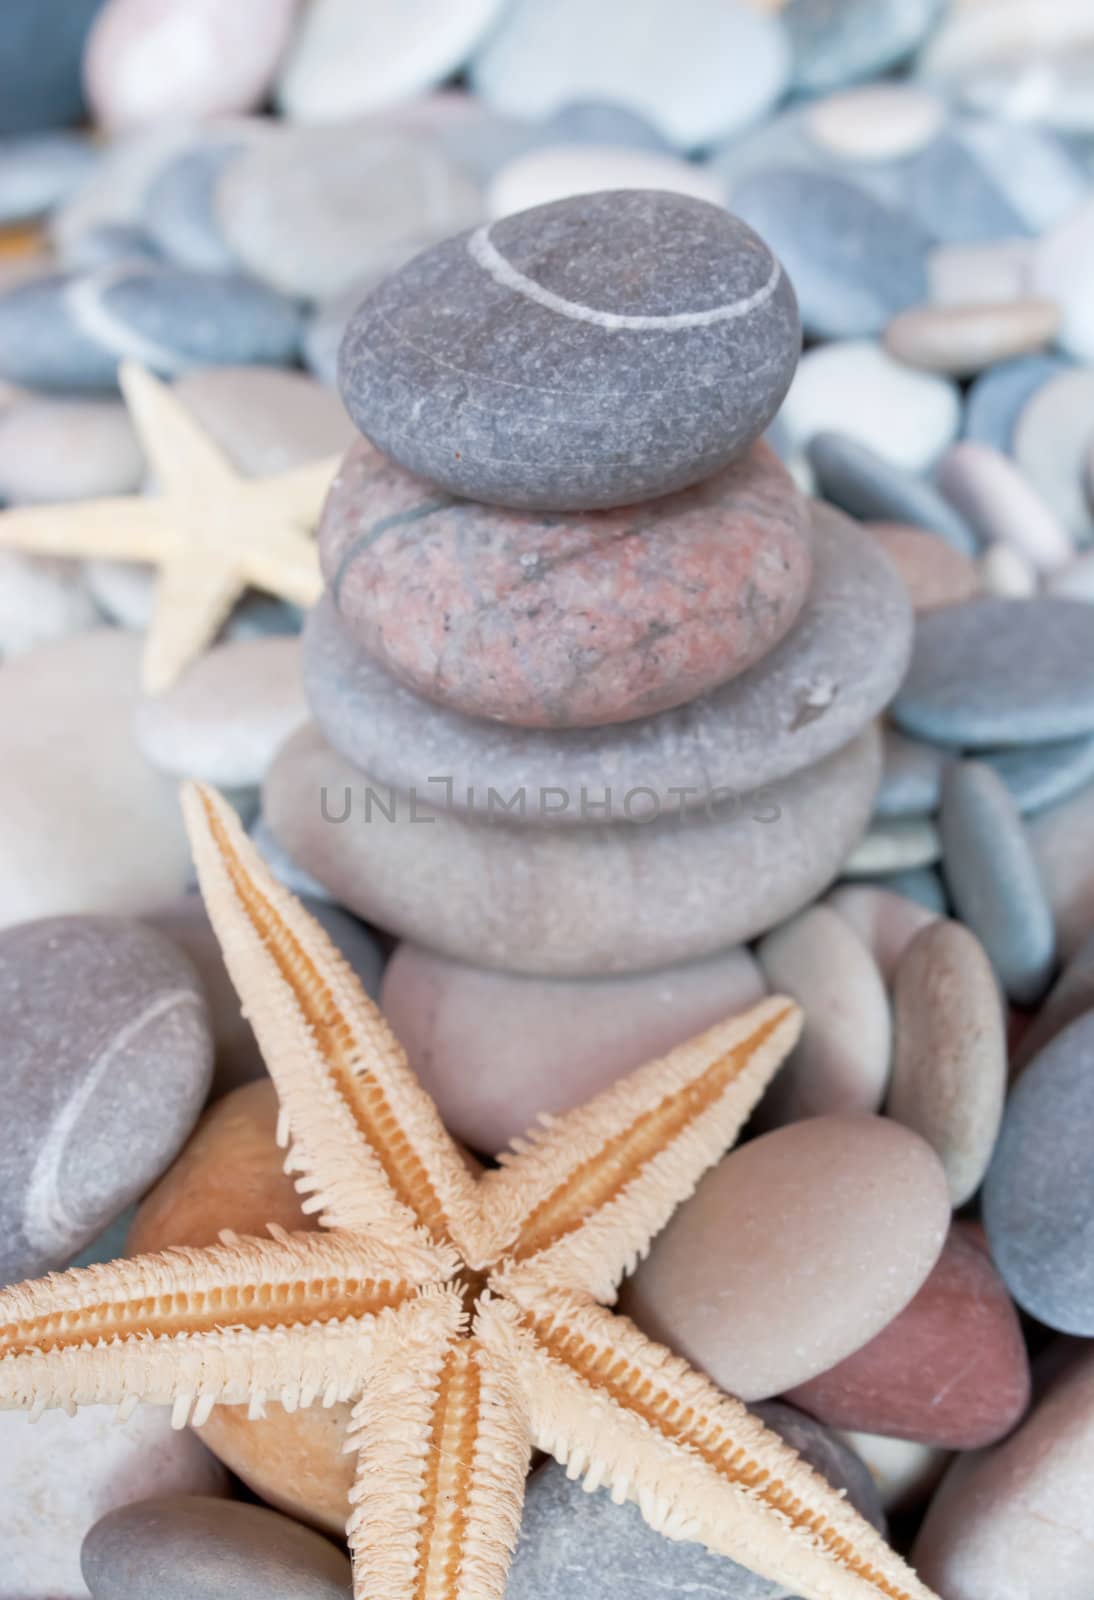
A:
[[0, 784, 937, 1600]]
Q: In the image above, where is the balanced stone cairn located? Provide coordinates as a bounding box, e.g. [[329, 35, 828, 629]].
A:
[[265, 189, 912, 979]]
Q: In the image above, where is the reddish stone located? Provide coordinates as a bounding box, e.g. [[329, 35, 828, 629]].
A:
[[786, 1223, 1030, 1449], [318, 436, 812, 728]]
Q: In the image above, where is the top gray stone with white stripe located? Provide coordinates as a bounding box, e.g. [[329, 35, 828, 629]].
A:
[[338, 189, 800, 511]]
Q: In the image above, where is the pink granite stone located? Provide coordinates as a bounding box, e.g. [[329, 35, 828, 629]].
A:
[[786, 1224, 1030, 1450], [380, 941, 766, 1153], [318, 436, 812, 728], [619, 1113, 950, 1401]]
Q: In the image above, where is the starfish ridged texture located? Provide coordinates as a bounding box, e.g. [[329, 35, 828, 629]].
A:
[[0, 784, 940, 1600], [0, 363, 336, 693]]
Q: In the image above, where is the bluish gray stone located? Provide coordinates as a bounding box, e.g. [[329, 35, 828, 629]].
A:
[[963, 355, 1071, 453], [82, 1496, 352, 1599], [862, 867, 949, 914], [785, 0, 942, 93], [0, 274, 119, 391], [982, 734, 1094, 815], [63, 223, 162, 272], [339, 189, 801, 512], [940, 760, 1056, 1004], [732, 168, 930, 339], [0, 132, 98, 226], [893, 598, 1094, 748], [0, 0, 104, 136], [876, 727, 946, 818], [984, 1012, 1094, 1334], [0, 915, 213, 1286], [505, 1407, 883, 1600], [304, 501, 911, 823], [808, 432, 977, 553], [96, 266, 302, 371], [902, 132, 1029, 243], [537, 99, 673, 152], [143, 141, 243, 273]]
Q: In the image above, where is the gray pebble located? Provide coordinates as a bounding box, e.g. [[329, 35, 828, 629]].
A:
[[0, 915, 213, 1285], [93, 265, 302, 372], [939, 759, 1056, 1004], [0, 273, 118, 391], [143, 141, 243, 273], [902, 131, 1029, 243], [506, 1407, 882, 1600], [304, 502, 910, 823], [892, 598, 1094, 747], [62, 222, 162, 272], [0, 0, 103, 137], [984, 1013, 1094, 1335], [339, 189, 801, 511], [537, 99, 673, 152], [962, 354, 1070, 453], [982, 733, 1094, 814], [0, 132, 98, 226], [732, 167, 930, 340], [808, 431, 977, 553], [82, 1496, 352, 1599], [876, 727, 945, 818], [785, 0, 942, 94]]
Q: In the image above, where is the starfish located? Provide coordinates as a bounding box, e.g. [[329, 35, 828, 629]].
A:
[[0, 785, 939, 1600], [0, 362, 337, 693]]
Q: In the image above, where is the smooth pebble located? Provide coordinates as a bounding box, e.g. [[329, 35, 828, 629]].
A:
[[876, 728, 945, 818], [982, 733, 1094, 814], [1029, 778, 1094, 961], [0, 0, 103, 137], [0, 395, 141, 503], [0, 132, 98, 226], [1013, 367, 1094, 543], [926, 238, 1035, 307], [885, 299, 1059, 377], [486, 143, 724, 218], [785, 0, 942, 91], [825, 884, 939, 985], [865, 521, 981, 611], [1032, 191, 1094, 361], [962, 352, 1070, 453], [809, 432, 977, 553], [842, 819, 943, 876], [0, 552, 99, 658], [935, 439, 1072, 571], [805, 84, 946, 162]]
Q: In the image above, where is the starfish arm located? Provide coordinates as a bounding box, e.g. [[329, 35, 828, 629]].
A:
[[118, 362, 239, 496], [240, 533, 324, 610], [480, 1287, 939, 1600], [484, 998, 801, 1301], [142, 551, 247, 694], [260, 454, 343, 519], [0, 496, 174, 563], [0, 1227, 454, 1426], [345, 1325, 530, 1600], [182, 782, 485, 1263]]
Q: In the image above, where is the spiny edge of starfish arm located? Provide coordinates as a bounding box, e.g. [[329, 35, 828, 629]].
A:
[[0, 1227, 459, 1425], [0, 494, 176, 560], [117, 361, 241, 495], [345, 1320, 530, 1600], [478, 1289, 941, 1600], [181, 780, 484, 1264], [141, 552, 249, 695], [483, 997, 801, 1299]]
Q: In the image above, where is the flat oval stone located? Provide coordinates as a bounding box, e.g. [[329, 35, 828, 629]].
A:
[[805, 83, 945, 160], [143, 138, 246, 273], [893, 597, 1094, 746], [1013, 367, 1094, 543], [620, 1113, 950, 1401], [0, 132, 98, 227], [885, 299, 1060, 378], [306, 501, 908, 822], [82, 1495, 352, 1599], [0, 552, 99, 659], [777, 339, 960, 474], [468, 0, 790, 151], [0, 395, 142, 503], [339, 190, 800, 512], [985, 1012, 1094, 1332], [262, 722, 882, 977], [382, 943, 765, 1154], [935, 440, 1072, 572], [0, 272, 121, 391], [843, 818, 943, 876], [887, 919, 1006, 1205], [825, 884, 938, 984], [0, 914, 212, 1285], [84, 0, 295, 131], [913, 1344, 1094, 1600], [786, 1224, 1029, 1450], [865, 522, 981, 611], [276, 0, 506, 122], [983, 732, 1094, 814], [135, 637, 308, 787], [876, 727, 945, 818], [319, 437, 812, 728], [927, 238, 1035, 307], [755, 906, 891, 1124], [939, 759, 1056, 1005], [0, 630, 191, 929], [505, 1425, 881, 1600], [486, 143, 724, 219], [978, 542, 1038, 599], [0, 1404, 226, 1600], [146, 892, 381, 1099], [217, 126, 483, 303], [732, 168, 931, 340], [785, 0, 942, 93], [962, 351, 1070, 453], [808, 432, 977, 553]]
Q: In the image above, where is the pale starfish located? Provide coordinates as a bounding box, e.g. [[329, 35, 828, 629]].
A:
[[0, 362, 337, 693], [0, 784, 939, 1600]]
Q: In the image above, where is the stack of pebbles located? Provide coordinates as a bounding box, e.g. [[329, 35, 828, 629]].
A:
[[264, 190, 912, 984]]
